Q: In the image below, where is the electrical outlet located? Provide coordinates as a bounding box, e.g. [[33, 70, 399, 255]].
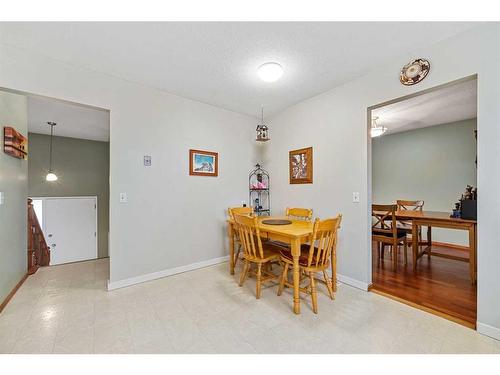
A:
[[352, 192, 360, 203], [143, 155, 152, 167], [241, 200, 247, 207], [119, 192, 128, 203]]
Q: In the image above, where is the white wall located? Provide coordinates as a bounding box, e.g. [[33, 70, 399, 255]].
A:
[[0, 91, 28, 303], [1, 23, 499, 339], [373, 119, 477, 246], [0, 41, 258, 288], [263, 23, 500, 338]]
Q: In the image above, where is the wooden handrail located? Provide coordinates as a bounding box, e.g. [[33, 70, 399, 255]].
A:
[[27, 198, 50, 274]]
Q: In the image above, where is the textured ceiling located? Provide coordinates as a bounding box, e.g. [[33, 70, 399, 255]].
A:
[[372, 78, 477, 135], [0, 22, 480, 119], [28, 96, 110, 142]]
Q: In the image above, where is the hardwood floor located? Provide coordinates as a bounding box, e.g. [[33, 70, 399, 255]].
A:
[[371, 241, 477, 328]]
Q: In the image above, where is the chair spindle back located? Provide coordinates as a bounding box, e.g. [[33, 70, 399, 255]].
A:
[[234, 214, 264, 259], [286, 207, 313, 221], [228, 206, 253, 220], [304, 215, 342, 268]]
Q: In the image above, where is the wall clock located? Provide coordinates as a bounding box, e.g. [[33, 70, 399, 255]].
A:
[[400, 58, 430, 86]]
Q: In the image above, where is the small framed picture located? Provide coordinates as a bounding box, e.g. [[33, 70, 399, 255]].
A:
[[289, 147, 313, 184], [189, 149, 218, 177]]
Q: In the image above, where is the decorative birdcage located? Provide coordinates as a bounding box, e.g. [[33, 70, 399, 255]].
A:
[[255, 107, 270, 142], [249, 164, 270, 216]]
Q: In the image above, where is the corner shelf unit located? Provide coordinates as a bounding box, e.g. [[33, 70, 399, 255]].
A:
[[249, 164, 270, 216]]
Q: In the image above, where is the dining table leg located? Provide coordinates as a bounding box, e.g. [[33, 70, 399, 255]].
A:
[[412, 220, 418, 272], [228, 222, 235, 275], [426, 226, 432, 259], [469, 224, 476, 284], [291, 237, 301, 314]]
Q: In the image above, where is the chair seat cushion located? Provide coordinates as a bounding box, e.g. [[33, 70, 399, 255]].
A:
[[279, 245, 320, 267], [372, 228, 407, 239], [397, 223, 412, 230], [245, 241, 283, 262]]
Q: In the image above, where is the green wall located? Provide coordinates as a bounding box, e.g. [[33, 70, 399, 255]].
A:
[[372, 119, 477, 245], [0, 91, 28, 304], [28, 133, 109, 258]]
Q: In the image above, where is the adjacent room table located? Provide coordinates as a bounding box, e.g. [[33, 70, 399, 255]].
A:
[[392, 210, 477, 284], [227, 217, 336, 314]]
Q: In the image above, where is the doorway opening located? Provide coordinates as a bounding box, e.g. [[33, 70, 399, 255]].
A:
[[367, 75, 478, 328], [0, 86, 110, 273], [25, 94, 110, 267]]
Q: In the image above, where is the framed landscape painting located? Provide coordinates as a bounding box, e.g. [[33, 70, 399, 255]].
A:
[[289, 146, 313, 184], [189, 149, 218, 177]]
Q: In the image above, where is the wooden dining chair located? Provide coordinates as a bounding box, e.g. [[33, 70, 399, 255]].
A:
[[277, 215, 342, 314], [372, 204, 408, 269], [228, 206, 253, 220], [396, 200, 425, 254], [286, 207, 313, 221], [228, 207, 254, 269], [234, 214, 283, 299]]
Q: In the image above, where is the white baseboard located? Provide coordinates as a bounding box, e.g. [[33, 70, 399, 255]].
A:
[[107, 255, 229, 291], [322, 269, 369, 291], [477, 322, 500, 341], [107, 256, 371, 292], [336, 273, 369, 291]]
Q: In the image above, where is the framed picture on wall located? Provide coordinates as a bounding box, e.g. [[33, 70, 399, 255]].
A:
[[189, 149, 218, 177], [289, 146, 313, 184]]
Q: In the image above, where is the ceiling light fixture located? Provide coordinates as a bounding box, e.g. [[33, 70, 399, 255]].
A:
[[257, 62, 283, 82], [371, 116, 387, 138], [45, 121, 58, 182]]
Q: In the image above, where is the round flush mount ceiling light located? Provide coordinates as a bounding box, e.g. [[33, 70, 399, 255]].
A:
[[257, 62, 284, 82]]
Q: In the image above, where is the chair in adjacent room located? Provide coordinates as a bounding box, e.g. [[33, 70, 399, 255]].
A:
[[233, 213, 282, 299], [277, 215, 342, 314], [372, 204, 408, 269], [396, 199, 426, 256]]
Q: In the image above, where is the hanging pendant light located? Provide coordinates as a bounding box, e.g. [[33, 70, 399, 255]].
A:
[[256, 106, 270, 142], [371, 116, 387, 138], [45, 122, 58, 182]]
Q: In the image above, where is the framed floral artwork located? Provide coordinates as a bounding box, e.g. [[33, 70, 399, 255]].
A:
[[189, 149, 218, 177], [289, 147, 313, 184]]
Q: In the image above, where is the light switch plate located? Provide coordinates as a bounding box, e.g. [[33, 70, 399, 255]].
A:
[[352, 192, 360, 203], [0, 192, 4, 205], [119, 192, 128, 203], [143, 155, 152, 167]]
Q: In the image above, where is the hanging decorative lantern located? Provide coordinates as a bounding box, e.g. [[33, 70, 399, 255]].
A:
[[256, 107, 270, 142]]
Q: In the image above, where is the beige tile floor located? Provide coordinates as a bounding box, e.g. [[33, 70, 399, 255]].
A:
[[0, 258, 499, 354]]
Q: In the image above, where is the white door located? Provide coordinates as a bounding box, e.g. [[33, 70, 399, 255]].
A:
[[43, 197, 97, 265]]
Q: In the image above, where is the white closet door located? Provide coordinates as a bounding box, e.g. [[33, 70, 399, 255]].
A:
[[44, 197, 97, 265]]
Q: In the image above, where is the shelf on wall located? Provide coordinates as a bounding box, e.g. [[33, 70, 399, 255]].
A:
[[249, 164, 270, 216]]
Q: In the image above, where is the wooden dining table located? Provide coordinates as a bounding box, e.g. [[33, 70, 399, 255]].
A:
[[387, 210, 477, 284], [227, 217, 335, 314]]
